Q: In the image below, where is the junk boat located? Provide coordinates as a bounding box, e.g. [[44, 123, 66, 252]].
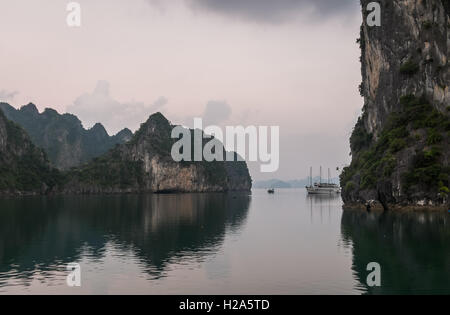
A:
[[306, 167, 341, 195]]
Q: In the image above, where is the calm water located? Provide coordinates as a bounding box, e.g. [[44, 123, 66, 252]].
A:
[[0, 189, 448, 295]]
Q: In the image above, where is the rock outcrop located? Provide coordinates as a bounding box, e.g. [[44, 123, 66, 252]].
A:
[[63, 113, 252, 194], [0, 102, 132, 170], [0, 108, 251, 195], [0, 110, 61, 195], [341, 0, 449, 209]]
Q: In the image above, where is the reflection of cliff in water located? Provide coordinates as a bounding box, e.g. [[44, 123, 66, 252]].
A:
[[0, 193, 251, 282], [341, 210, 450, 294]]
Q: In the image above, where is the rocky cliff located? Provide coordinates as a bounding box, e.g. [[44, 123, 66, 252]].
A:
[[0, 110, 62, 195], [0, 108, 251, 195], [341, 0, 449, 209], [63, 113, 252, 194], [0, 102, 132, 170]]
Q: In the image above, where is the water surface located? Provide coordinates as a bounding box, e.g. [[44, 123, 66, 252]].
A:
[[0, 189, 448, 294]]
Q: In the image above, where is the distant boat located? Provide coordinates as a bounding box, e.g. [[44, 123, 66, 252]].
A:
[[267, 188, 275, 194], [306, 167, 341, 195]]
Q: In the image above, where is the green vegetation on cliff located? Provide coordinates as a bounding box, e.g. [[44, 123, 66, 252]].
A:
[[64, 113, 250, 193], [342, 0, 448, 207], [0, 109, 251, 195], [341, 95, 449, 203], [0, 111, 64, 193], [0, 102, 132, 170]]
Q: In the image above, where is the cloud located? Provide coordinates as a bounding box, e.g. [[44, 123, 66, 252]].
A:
[[152, 96, 169, 111], [67, 81, 167, 134], [202, 100, 232, 125], [186, 0, 360, 23], [0, 90, 19, 101], [181, 100, 232, 128]]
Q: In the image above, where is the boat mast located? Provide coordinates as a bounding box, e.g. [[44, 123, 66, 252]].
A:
[[328, 168, 330, 184], [320, 166, 322, 184], [310, 167, 313, 187]]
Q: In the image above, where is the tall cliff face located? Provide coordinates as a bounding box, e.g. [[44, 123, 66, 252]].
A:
[[64, 113, 252, 194], [341, 0, 449, 208], [361, 0, 448, 135], [0, 110, 62, 194], [0, 103, 132, 170]]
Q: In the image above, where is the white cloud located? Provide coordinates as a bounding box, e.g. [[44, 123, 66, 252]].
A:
[[0, 90, 19, 102], [67, 81, 167, 134], [202, 100, 232, 125], [181, 100, 233, 128]]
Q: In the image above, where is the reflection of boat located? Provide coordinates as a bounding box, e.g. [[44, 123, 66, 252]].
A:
[[306, 167, 341, 195], [267, 188, 275, 194]]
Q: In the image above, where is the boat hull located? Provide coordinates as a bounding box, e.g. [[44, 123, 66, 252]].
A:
[[306, 187, 341, 195]]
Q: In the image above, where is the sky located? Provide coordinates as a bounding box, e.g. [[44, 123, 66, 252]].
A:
[[0, 0, 363, 181]]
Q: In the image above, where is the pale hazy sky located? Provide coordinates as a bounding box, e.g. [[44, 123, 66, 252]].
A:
[[0, 0, 363, 181]]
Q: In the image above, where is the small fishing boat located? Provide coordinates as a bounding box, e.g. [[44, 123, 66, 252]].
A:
[[267, 188, 275, 194]]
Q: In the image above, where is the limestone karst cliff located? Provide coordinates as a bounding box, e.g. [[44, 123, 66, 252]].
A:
[[0, 108, 251, 195], [341, 0, 449, 208], [0, 102, 132, 170], [63, 112, 252, 194], [0, 109, 62, 194]]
